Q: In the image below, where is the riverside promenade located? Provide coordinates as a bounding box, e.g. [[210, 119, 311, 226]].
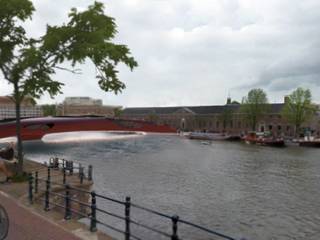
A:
[[0, 159, 112, 240], [0, 191, 81, 240]]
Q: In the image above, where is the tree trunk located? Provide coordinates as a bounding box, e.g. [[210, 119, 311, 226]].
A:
[[14, 84, 24, 174]]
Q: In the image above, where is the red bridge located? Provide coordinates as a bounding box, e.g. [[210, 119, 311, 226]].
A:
[[0, 117, 176, 141]]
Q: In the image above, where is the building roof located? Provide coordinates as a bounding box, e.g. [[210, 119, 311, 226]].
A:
[[122, 103, 285, 115], [0, 96, 36, 106], [0, 96, 14, 105]]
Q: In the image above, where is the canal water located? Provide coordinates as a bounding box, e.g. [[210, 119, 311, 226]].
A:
[[20, 132, 320, 240]]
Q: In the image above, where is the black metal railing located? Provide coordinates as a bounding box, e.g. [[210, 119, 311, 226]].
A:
[[28, 164, 245, 240]]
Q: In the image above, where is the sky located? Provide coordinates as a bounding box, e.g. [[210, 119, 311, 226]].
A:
[[0, 0, 320, 107]]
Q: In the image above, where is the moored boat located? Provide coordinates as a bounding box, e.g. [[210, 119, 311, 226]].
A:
[[295, 137, 320, 148], [186, 132, 241, 141], [299, 141, 320, 147], [243, 132, 285, 147]]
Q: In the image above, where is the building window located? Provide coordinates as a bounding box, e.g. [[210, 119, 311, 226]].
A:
[[286, 126, 290, 132], [216, 121, 220, 129], [278, 125, 282, 131], [269, 125, 273, 130]]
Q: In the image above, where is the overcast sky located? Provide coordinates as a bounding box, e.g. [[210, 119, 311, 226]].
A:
[[1, 0, 319, 107]]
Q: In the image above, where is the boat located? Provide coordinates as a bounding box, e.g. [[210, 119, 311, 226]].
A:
[[186, 132, 241, 141], [295, 137, 320, 148], [243, 132, 285, 147], [0, 116, 176, 141]]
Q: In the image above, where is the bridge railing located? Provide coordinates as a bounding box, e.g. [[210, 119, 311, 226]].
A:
[[28, 166, 245, 240]]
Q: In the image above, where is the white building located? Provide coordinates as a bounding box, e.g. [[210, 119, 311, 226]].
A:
[[0, 96, 42, 120], [63, 97, 102, 106]]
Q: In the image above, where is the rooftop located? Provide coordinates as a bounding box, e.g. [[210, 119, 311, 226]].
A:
[[122, 103, 285, 115]]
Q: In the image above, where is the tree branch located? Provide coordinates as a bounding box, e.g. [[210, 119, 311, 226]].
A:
[[53, 66, 82, 74]]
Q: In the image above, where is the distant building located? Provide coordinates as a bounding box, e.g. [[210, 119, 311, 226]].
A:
[[57, 97, 121, 117], [0, 96, 43, 120], [121, 99, 320, 137], [63, 97, 103, 106]]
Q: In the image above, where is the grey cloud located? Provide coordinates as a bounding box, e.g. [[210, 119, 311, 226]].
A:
[[3, 0, 320, 106]]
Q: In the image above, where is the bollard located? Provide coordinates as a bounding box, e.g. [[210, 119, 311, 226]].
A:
[[47, 167, 51, 181], [44, 179, 50, 211], [64, 184, 71, 220], [90, 191, 97, 232], [88, 165, 93, 181], [125, 196, 131, 240], [35, 171, 38, 194], [171, 215, 179, 240], [63, 168, 66, 184], [28, 173, 33, 204]]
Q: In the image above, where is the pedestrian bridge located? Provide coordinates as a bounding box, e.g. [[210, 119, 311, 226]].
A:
[[0, 116, 176, 141]]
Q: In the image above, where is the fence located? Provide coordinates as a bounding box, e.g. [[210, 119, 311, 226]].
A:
[[28, 159, 244, 240]]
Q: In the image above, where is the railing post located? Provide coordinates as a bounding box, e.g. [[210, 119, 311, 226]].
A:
[[35, 171, 38, 194], [79, 166, 84, 184], [125, 196, 131, 240], [44, 179, 50, 211], [64, 184, 71, 220], [70, 161, 74, 175], [63, 167, 66, 184], [90, 191, 97, 232], [171, 215, 179, 240], [47, 167, 51, 181], [28, 173, 33, 204], [88, 165, 93, 181], [54, 157, 59, 169]]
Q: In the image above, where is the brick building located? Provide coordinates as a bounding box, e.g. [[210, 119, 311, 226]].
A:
[[0, 96, 42, 120], [121, 100, 320, 137]]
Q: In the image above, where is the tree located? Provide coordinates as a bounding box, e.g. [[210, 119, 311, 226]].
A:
[[113, 107, 123, 118], [241, 88, 269, 131], [42, 104, 57, 116], [219, 108, 233, 131], [281, 87, 317, 137], [0, 1, 137, 174]]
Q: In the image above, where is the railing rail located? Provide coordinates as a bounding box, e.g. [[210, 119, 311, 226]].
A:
[[28, 160, 246, 240]]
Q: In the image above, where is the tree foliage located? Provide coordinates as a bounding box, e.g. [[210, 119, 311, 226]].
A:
[[241, 88, 269, 131], [281, 87, 317, 136], [42, 104, 57, 116], [0, 0, 137, 173], [219, 109, 233, 130]]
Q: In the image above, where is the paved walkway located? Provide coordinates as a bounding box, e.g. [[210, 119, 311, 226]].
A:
[[0, 191, 81, 240]]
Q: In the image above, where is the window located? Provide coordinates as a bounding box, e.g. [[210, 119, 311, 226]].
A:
[[269, 125, 273, 130]]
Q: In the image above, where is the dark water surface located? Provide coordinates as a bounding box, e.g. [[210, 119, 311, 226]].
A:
[[21, 133, 320, 240]]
